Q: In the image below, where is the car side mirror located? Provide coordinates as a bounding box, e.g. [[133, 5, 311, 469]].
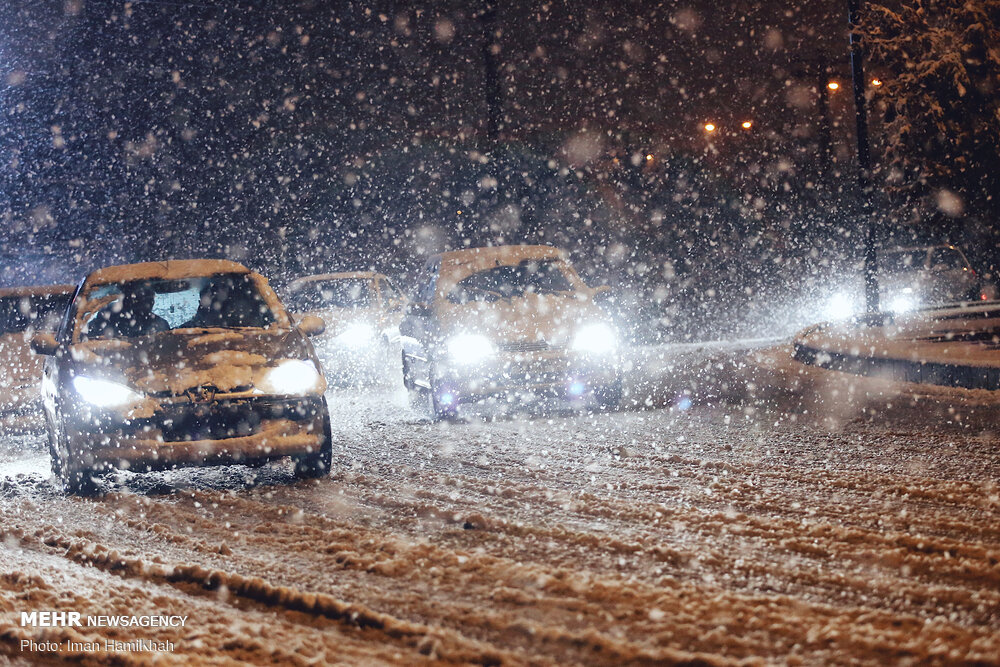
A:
[[30, 332, 60, 355], [297, 315, 326, 337]]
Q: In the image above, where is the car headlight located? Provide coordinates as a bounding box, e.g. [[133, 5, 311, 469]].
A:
[[824, 292, 857, 321], [72, 376, 143, 408], [889, 292, 919, 314], [336, 322, 376, 348], [261, 359, 324, 395], [572, 323, 618, 355], [446, 333, 496, 365]]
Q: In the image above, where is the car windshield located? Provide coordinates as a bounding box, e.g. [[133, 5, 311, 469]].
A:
[[448, 259, 576, 303], [291, 278, 372, 310], [928, 247, 967, 271], [79, 273, 276, 340], [0, 293, 72, 335]]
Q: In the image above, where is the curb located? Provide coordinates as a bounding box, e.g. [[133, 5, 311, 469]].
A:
[[792, 342, 1000, 391]]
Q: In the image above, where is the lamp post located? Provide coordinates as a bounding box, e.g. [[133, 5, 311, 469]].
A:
[[848, 0, 879, 316]]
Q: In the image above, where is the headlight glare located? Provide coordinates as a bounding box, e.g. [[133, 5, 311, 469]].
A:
[[824, 292, 856, 321], [572, 323, 618, 355], [72, 376, 143, 408], [263, 359, 323, 395], [446, 333, 495, 365], [336, 322, 376, 348]]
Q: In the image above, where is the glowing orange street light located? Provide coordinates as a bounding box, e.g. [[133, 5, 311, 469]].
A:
[[827, 81, 840, 91], [871, 78, 883, 87], [704, 123, 716, 133], [645, 153, 654, 161], [741, 121, 752, 129]]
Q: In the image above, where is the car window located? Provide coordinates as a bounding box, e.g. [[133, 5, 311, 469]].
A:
[[380, 277, 403, 304], [448, 259, 576, 304], [0, 293, 72, 335], [79, 273, 276, 340], [290, 279, 372, 310]]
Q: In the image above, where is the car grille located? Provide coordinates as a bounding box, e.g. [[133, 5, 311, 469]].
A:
[[498, 340, 563, 353], [158, 401, 262, 442]]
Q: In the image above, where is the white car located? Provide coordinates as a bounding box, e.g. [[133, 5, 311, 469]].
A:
[[285, 272, 407, 381], [824, 244, 991, 320], [400, 245, 622, 419]]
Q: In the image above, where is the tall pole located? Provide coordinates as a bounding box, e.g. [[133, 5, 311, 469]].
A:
[[479, 3, 501, 147], [848, 0, 879, 316], [817, 74, 832, 172]]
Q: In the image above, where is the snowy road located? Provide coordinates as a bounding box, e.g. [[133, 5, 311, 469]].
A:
[[1, 343, 998, 664]]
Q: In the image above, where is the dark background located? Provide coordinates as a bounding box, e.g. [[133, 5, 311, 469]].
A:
[[2, 0, 996, 339]]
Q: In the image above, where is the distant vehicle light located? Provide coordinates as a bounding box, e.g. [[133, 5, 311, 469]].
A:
[[572, 323, 618, 355], [888, 293, 919, 314], [263, 359, 323, 395], [824, 292, 856, 321], [336, 322, 376, 348], [446, 333, 496, 365], [72, 376, 142, 408]]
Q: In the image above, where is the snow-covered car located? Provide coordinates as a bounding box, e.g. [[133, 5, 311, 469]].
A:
[[285, 272, 407, 381], [30, 260, 331, 493], [400, 245, 622, 419], [0, 284, 74, 415]]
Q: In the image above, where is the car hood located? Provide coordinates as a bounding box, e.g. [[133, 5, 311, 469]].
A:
[[437, 293, 610, 345], [66, 328, 317, 396]]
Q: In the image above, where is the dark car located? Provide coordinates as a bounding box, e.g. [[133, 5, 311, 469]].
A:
[[31, 260, 331, 493]]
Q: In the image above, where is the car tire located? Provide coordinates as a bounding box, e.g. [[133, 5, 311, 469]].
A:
[[47, 420, 100, 495], [293, 401, 333, 479], [428, 360, 459, 421], [594, 380, 623, 411], [401, 351, 416, 391]]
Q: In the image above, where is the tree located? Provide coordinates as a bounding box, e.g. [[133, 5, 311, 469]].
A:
[[864, 1, 1000, 223]]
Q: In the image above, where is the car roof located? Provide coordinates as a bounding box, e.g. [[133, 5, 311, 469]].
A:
[[884, 244, 959, 253], [85, 259, 252, 286], [0, 283, 75, 299], [432, 245, 566, 270], [287, 271, 383, 289]]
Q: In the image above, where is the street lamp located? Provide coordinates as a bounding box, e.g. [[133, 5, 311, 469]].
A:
[[871, 78, 883, 87], [704, 123, 716, 133], [741, 121, 752, 129], [827, 81, 840, 91]]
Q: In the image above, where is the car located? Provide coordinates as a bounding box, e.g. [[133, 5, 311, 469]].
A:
[[0, 284, 74, 415], [823, 244, 993, 320], [31, 260, 331, 494], [284, 272, 407, 381], [400, 245, 622, 419], [878, 245, 989, 312]]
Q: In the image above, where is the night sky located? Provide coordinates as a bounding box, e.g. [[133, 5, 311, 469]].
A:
[[0, 0, 944, 330]]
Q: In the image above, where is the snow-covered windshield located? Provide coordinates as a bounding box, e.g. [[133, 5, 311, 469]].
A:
[[448, 260, 576, 304], [79, 273, 276, 340], [0, 294, 71, 335], [289, 279, 372, 310]]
